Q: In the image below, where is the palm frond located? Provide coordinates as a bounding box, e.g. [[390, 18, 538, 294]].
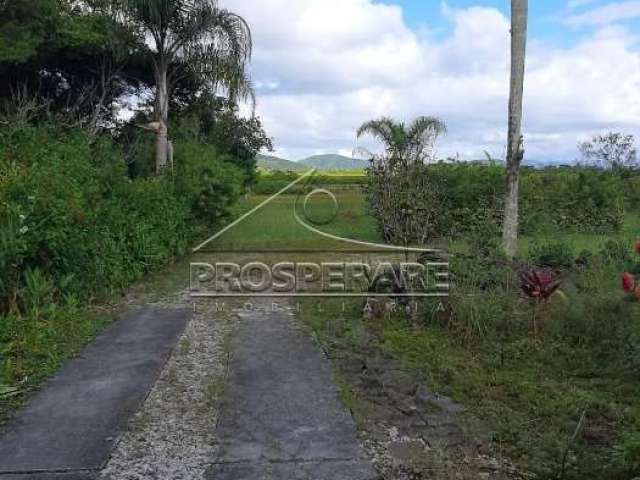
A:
[[407, 116, 446, 142], [357, 117, 399, 148], [116, 0, 253, 107]]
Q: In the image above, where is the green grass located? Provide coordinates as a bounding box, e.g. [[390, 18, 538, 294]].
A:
[[0, 304, 112, 423], [203, 191, 379, 251], [297, 292, 640, 480], [446, 213, 640, 257]]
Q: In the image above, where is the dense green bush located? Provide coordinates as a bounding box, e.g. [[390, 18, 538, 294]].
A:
[[366, 161, 440, 244], [368, 162, 626, 240], [427, 162, 504, 238], [622, 174, 640, 211], [0, 125, 181, 309], [528, 238, 576, 269], [520, 167, 624, 233], [0, 123, 244, 312], [173, 140, 245, 226]]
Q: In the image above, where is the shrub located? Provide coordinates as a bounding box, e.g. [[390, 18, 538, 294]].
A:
[[612, 432, 640, 475], [520, 168, 624, 233], [0, 122, 245, 313], [173, 140, 245, 226], [365, 161, 440, 245], [0, 121, 251, 400], [449, 251, 512, 292], [365, 162, 625, 243], [427, 162, 504, 238], [528, 239, 576, 269], [599, 239, 633, 267], [622, 174, 640, 211]]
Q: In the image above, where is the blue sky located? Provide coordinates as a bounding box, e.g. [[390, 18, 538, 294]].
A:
[[390, 0, 640, 44], [226, 0, 640, 163]]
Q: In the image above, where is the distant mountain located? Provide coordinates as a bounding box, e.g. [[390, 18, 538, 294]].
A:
[[298, 154, 368, 171], [256, 154, 309, 172]]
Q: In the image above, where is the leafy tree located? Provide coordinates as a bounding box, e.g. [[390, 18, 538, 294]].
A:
[[502, 0, 528, 258], [198, 101, 272, 184], [578, 132, 637, 170], [172, 97, 272, 184], [115, 0, 254, 173], [356, 116, 446, 169], [366, 161, 440, 246], [0, 0, 57, 64], [0, 0, 145, 129]]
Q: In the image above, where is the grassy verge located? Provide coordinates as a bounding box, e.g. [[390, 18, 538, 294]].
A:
[[0, 304, 112, 422], [297, 285, 640, 479]]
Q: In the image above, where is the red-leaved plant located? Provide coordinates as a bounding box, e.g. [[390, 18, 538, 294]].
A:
[[520, 266, 562, 340], [621, 239, 640, 300]]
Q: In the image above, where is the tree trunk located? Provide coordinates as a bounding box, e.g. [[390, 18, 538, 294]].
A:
[[502, 0, 528, 257], [154, 64, 170, 174]]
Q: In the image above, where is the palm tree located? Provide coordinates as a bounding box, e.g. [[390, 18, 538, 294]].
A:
[[356, 116, 446, 168], [117, 0, 253, 173], [502, 0, 528, 257]]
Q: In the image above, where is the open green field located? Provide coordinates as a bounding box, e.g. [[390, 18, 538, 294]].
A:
[[206, 189, 640, 480], [208, 191, 379, 250]]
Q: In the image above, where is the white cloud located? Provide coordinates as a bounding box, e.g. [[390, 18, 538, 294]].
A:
[[565, 1, 640, 27], [567, 0, 599, 10], [225, 0, 640, 163]]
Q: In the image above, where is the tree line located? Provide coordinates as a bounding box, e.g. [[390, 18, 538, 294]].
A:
[[0, 0, 267, 175]]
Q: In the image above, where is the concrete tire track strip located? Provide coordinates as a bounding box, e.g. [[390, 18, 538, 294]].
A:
[[0, 309, 191, 480], [204, 304, 376, 480]]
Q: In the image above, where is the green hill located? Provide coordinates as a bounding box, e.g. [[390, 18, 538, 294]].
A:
[[299, 154, 368, 171], [257, 152, 369, 172], [256, 154, 309, 172]]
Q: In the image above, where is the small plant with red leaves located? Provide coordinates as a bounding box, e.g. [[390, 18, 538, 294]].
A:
[[519, 266, 562, 340], [622, 272, 635, 293], [620, 239, 640, 300], [520, 269, 562, 303]]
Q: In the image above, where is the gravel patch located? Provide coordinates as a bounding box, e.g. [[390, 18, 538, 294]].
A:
[[99, 292, 236, 480]]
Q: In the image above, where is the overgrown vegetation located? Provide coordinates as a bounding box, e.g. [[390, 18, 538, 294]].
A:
[[2, 3, 639, 479], [415, 239, 640, 479], [246, 119, 640, 478], [0, 0, 271, 417], [369, 161, 629, 243], [0, 121, 249, 408], [344, 122, 640, 478], [295, 222, 640, 480], [207, 175, 640, 479]]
